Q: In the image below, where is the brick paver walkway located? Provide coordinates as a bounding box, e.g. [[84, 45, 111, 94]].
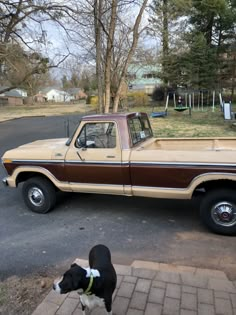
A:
[[32, 260, 236, 315]]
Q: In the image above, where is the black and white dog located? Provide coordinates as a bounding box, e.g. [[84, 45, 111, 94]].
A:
[[53, 244, 117, 314]]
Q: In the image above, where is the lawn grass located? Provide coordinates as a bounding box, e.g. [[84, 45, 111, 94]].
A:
[[130, 105, 236, 138]]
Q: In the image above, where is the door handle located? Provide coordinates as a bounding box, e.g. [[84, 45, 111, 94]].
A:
[[77, 151, 85, 161], [106, 155, 115, 158]]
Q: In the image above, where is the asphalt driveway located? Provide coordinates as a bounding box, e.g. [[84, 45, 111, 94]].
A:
[[0, 116, 236, 281]]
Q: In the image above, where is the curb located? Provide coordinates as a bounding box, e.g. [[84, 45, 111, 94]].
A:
[[75, 258, 234, 282], [0, 109, 96, 124], [0, 115, 46, 123]]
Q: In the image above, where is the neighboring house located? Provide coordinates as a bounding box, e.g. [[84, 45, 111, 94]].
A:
[[34, 93, 47, 103], [66, 88, 87, 101], [0, 86, 27, 105], [67, 88, 81, 101], [40, 87, 72, 103], [127, 64, 162, 94]]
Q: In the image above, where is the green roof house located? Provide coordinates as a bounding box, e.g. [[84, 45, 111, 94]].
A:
[[127, 64, 162, 94]]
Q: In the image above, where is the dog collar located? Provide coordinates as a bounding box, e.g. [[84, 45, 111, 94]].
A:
[[83, 267, 100, 278], [84, 273, 94, 295]]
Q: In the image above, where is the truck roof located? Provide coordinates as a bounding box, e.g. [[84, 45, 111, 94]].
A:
[[81, 112, 150, 150], [82, 112, 147, 121]]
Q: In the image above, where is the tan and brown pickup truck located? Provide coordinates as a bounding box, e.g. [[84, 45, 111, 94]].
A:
[[2, 112, 236, 235]]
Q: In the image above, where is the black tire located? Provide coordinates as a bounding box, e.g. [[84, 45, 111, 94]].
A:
[[200, 189, 236, 236], [22, 177, 56, 214]]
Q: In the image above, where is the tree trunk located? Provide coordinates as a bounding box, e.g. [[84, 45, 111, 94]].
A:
[[113, 0, 148, 113], [206, 13, 214, 46], [104, 0, 117, 113], [216, 19, 223, 91], [162, 0, 169, 97], [94, 0, 104, 113], [163, 0, 169, 72], [231, 55, 236, 101]]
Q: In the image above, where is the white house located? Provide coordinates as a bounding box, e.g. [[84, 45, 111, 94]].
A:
[[40, 88, 72, 102]]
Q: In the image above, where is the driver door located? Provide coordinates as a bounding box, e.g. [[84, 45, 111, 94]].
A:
[[65, 121, 124, 194]]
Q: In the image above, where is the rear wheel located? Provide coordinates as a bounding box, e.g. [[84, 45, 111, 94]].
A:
[[200, 189, 236, 235], [22, 177, 56, 213]]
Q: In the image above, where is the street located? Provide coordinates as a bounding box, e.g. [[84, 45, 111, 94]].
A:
[[0, 115, 235, 281]]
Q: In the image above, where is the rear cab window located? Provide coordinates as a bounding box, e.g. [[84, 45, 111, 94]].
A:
[[128, 114, 153, 146]]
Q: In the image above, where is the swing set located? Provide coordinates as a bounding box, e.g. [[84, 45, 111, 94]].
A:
[[151, 90, 218, 118], [150, 98, 168, 118], [172, 93, 191, 115]]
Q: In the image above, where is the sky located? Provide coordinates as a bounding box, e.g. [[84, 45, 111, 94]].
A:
[[25, 1, 158, 79]]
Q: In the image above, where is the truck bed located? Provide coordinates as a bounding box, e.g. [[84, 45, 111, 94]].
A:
[[141, 138, 236, 151], [130, 137, 236, 165]]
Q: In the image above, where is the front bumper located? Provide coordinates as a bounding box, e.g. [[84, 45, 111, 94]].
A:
[[2, 177, 8, 186]]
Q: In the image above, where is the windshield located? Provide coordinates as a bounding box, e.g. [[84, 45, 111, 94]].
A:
[[128, 115, 153, 146], [66, 121, 81, 146]]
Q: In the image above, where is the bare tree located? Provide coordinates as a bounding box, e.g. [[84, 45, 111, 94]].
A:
[[94, 0, 104, 112], [112, 0, 149, 112], [0, 0, 149, 106], [0, 1, 77, 94], [65, 0, 149, 113]]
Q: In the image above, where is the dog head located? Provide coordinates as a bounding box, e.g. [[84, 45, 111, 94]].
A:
[[53, 264, 86, 294]]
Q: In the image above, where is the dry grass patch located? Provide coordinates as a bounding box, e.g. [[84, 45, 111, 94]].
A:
[[0, 274, 54, 315], [0, 103, 91, 122]]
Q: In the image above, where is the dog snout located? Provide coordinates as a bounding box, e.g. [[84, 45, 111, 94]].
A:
[[53, 279, 62, 293]]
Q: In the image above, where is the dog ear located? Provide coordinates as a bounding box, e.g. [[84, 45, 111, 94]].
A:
[[70, 263, 77, 268], [71, 266, 85, 290]]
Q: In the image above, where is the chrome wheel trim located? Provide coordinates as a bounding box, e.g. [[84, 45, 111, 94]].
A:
[[211, 201, 236, 227], [28, 187, 45, 207]]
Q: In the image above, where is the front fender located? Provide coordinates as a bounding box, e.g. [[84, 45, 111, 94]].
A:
[[5, 166, 71, 192]]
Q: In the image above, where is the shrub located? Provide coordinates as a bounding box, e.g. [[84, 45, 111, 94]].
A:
[[90, 96, 98, 105], [86, 95, 98, 111], [86, 95, 98, 104], [152, 87, 165, 101], [127, 91, 149, 106], [152, 86, 175, 101]]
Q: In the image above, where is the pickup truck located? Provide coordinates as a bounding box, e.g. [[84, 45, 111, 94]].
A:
[[2, 112, 236, 235]]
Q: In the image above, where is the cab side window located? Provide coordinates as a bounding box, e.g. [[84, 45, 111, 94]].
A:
[[76, 122, 116, 148]]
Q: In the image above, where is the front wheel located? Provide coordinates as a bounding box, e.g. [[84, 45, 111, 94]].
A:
[[22, 177, 56, 213], [200, 189, 236, 235]]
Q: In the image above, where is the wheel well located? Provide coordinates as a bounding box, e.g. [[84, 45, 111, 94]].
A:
[[194, 179, 236, 196], [16, 172, 55, 187]]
